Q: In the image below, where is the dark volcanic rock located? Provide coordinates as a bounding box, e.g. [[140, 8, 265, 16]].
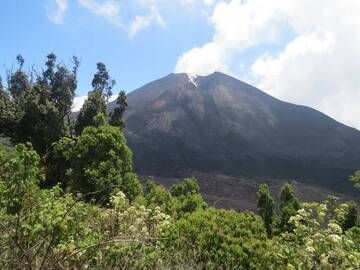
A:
[[111, 72, 360, 194]]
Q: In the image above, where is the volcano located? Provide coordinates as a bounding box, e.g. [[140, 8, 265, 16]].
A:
[[111, 72, 360, 194]]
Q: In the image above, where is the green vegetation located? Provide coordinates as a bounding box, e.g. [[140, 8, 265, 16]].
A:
[[278, 182, 301, 233], [0, 54, 359, 269], [257, 183, 274, 236], [351, 171, 360, 190], [48, 121, 140, 203]]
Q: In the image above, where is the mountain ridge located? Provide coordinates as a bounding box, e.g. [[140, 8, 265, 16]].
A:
[[109, 71, 360, 194], [127, 71, 359, 131]]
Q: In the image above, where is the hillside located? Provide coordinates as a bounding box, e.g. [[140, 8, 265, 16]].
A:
[[111, 72, 360, 194], [1, 53, 359, 269]]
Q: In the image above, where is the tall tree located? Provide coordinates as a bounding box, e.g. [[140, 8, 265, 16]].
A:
[[43, 52, 56, 82], [0, 77, 13, 133], [109, 90, 127, 128], [75, 90, 106, 135], [350, 171, 360, 190], [170, 177, 207, 217], [342, 201, 358, 231], [48, 56, 79, 135], [16, 85, 61, 154], [170, 177, 200, 197], [257, 183, 275, 237], [50, 115, 142, 203], [3, 53, 78, 154], [279, 182, 301, 232], [2, 55, 31, 139], [75, 62, 114, 134], [8, 55, 30, 99], [91, 62, 115, 102]]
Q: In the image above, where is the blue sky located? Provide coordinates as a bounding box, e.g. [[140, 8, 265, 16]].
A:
[[1, 0, 360, 129], [0, 1, 214, 95]]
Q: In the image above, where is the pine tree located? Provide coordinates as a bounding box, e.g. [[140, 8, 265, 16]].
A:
[[75, 62, 114, 134], [91, 62, 115, 102], [109, 90, 127, 128], [8, 55, 29, 99], [279, 182, 301, 232], [350, 171, 360, 190], [50, 118, 141, 204], [75, 90, 106, 135], [342, 201, 358, 230], [10, 53, 78, 154], [257, 183, 275, 236]]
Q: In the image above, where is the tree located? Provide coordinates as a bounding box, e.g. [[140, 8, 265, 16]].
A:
[[324, 195, 339, 219], [48, 55, 79, 135], [16, 54, 24, 68], [145, 180, 173, 214], [49, 118, 141, 203], [341, 201, 358, 231], [170, 177, 207, 217], [15, 78, 64, 154], [109, 90, 127, 128], [0, 81, 13, 134], [0, 144, 168, 269], [2, 54, 78, 154], [0, 143, 42, 214], [75, 62, 114, 134], [257, 183, 275, 237], [351, 170, 360, 190], [75, 90, 106, 135], [170, 177, 200, 197], [43, 52, 56, 81], [324, 197, 357, 231], [278, 182, 301, 232], [45, 136, 76, 188], [7, 54, 30, 99], [91, 62, 115, 102], [0, 144, 100, 269], [1, 55, 31, 139], [121, 172, 143, 202]]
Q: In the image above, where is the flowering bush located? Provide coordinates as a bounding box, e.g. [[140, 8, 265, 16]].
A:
[[264, 203, 360, 269], [0, 145, 172, 269], [1, 144, 359, 269]]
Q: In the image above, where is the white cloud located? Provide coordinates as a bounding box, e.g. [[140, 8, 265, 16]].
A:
[[46, 0, 218, 37], [179, 0, 217, 7], [176, 0, 285, 75], [176, 42, 229, 75], [139, 0, 217, 8], [72, 95, 118, 112], [46, 0, 68, 24], [76, 0, 168, 36], [77, 0, 123, 27], [72, 95, 88, 112], [175, 0, 360, 129], [251, 0, 360, 129], [252, 30, 337, 105], [128, 6, 165, 38]]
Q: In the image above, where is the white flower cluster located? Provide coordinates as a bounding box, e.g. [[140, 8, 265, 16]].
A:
[[274, 202, 360, 269], [106, 192, 171, 240]]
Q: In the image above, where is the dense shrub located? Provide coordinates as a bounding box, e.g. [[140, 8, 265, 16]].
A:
[[0, 145, 171, 269], [1, 144, 360, 269], [164, 208, 268, 269], [263, 203, 360, 269], [47, 123, 142, 203]]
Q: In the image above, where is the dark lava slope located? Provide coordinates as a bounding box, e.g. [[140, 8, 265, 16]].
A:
[[112, 72, 360, 193]]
